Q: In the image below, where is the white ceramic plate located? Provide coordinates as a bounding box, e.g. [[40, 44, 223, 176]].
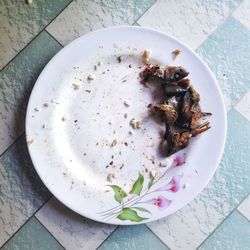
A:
[[26, 26, 226, 225]]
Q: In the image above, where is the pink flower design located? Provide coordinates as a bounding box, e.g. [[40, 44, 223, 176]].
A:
[[146, 196, 172, 210], [156, 175, 183, 193], [173, 154, 185, 167]]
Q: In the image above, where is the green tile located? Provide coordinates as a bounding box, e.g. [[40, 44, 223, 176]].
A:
[[197, 17, 250, 110], [46, 0, 156, 45], [1, 217, 63, 250], [98, 225, 169, 250], [199, 211, 250, 250], [0, 0, 71, 70], [0, 31, 62, 155], [0, 135, 51, 246]]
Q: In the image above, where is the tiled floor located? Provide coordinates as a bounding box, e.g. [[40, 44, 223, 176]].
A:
[[0, 0, 250, 250]]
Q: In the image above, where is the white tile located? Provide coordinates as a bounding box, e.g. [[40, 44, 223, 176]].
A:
[[233, 0, 250, 31], [235, 91, 250, 122], [46, 0, 156, 46], [138, 0, 232, 49], [238, 195, 250, 220], [35, 198, 116, 250]]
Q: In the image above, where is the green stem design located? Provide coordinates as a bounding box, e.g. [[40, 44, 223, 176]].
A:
[[98, 162, 177, 220]]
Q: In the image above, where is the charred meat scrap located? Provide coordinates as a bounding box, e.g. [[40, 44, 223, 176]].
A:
[[140, 64, 211, 156]]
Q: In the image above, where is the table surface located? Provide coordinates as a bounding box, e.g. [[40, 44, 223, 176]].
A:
[[0, 1, 250, 250]]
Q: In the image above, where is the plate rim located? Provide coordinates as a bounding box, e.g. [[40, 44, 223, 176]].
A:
[[25, 25, 227, 225]]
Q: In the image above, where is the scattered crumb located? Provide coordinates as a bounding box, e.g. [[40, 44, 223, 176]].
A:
[[61, 116, 67, 121], [111, 155, 114, 159], [172, 49, 181, 60], [128, 64, 132, 68], [72, 83, 80, 90], [74, 120, 78, 123], [122, 79, 127, 83], [107, 173, 116, 182], [85, 89, 91, 93], [130, 119, 141, 129], [183, 183, 189, 189], [124, 113, 128, 119], [159, 162, 167, 167], [97, 61, 101, 66], [128, 131, 133, 135], [120, 164, 124, 170], [109, 161, 113, 165], [124, 142, 128, 146], [111, 139, 117, 147], [96, 142, 99, 146], [94, 65, 98, 70], [27, 139, 34, 146], [87, 74, 95, 80], [34, 108, 39, 112], [42, 124, 46, 129], [26, 0, 32, 4], [63, 172, 66, 175], [142, 50, 151, 64], [147, 103, 152, 108], [117, 56, 122, 63], [43, 102, 49, 107], [149, 155, 155, 164], [123, 101, 130, 107], [149, 170, 156, 179]]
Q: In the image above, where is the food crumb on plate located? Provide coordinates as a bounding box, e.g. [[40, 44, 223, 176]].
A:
[[111, 139, 117, 147], [27, 139, 34, 146], [106, 173, 116, 182], [72, 83, 80, 90], [87, 74, 95, 80], [123, 101, 130, 107], [172, 49, 182, 59], [43, 102, 49, 107], [34, 108, 39, 112], [130, 118, 141, 129], [159, 161, 167, 167], [61, 116, 67, 121], [149, 170, 156, 179], [142, 50, 151, 64]]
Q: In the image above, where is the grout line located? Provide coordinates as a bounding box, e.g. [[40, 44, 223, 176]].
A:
[[133, 0, 158, 25], [195, 192, 250, 249], [237, 210, 250, 223], [0, 133, 23, 158], [146, 225, 172, 249], [236, 192, 250, 223], [0, 0, 73, 73], [0, 195, 52, 249], [35, 213, 66, 250], [95, 226, 119, 249], [44, 30, 64, 47]]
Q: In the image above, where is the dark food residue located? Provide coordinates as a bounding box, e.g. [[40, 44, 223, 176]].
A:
[[140, 64, 211, 156]]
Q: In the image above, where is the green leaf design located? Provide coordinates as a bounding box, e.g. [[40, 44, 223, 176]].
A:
[[129, 173, 144, 195], [132, 207, 152, 214], [108, 185, 127, 203], [148, 178, 155, 189], [117, 208, 147, 222]]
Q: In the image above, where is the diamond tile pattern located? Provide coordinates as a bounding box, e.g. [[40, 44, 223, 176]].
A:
[[0, 0, 71, 70]]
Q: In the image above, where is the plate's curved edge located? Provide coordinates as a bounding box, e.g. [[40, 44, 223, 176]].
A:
[[25, 25, 227, 225]]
